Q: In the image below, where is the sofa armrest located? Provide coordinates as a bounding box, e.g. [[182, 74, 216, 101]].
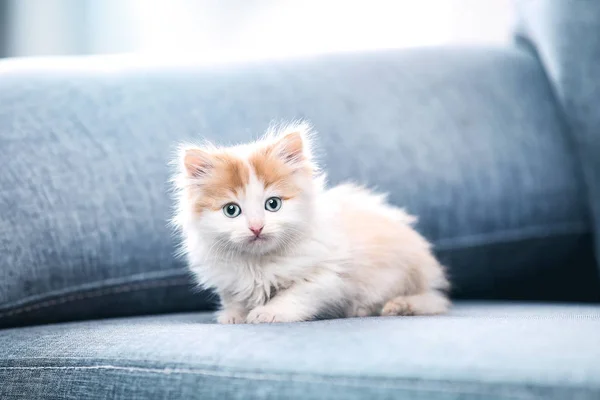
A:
[[515, 0, 600, 275]]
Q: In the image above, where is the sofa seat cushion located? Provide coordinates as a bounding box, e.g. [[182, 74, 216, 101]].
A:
[[1, 302, 599, 400]]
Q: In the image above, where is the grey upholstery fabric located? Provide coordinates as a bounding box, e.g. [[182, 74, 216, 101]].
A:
[[0, 2, 8, 58], [1, 303, 599, 399], [1, 48, 598, 328], [516, 0, 600, 275]]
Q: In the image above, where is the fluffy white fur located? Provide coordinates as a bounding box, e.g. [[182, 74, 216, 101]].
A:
[[173, 122, 450, 323]]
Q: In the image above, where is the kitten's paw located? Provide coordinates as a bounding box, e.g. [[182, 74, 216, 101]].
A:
[[216, 309, 247, 324], [382, 292, 449, 316], [246, 306, 302, 324], [382, 298, 414, 316], [353, 305, 374, 318]]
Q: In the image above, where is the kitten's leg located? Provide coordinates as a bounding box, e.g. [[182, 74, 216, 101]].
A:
[[246, 287, 318, 323], [247, 274, 343, 323], [217, 293, 248, 324], [350, 304, 379, 318], [381, 290, 449, 316]]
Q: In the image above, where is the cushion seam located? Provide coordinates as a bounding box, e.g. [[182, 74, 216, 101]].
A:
[[0, 268, 190, 311], [0, 224, 590, 320], [1, 364, 595, 399], [0, 277, 190, 319], [434, 222, 588, 250]]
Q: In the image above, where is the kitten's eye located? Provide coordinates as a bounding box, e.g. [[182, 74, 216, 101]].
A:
[[223, 203, 241, 218], [265, 197, 282, 212]]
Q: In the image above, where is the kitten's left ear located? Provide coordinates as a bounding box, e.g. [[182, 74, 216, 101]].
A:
[[181, 147, 213, 178], [272, 123, 313, 165]]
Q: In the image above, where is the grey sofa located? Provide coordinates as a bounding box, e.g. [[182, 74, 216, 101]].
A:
[[1, 1, 600, 399]]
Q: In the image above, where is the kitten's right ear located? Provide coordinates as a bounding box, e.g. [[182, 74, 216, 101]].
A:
[[271, 122, 314, 166], [182, 148, 213, 177]]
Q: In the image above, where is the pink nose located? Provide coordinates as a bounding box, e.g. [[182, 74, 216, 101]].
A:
[[249, 226, 264, 237]]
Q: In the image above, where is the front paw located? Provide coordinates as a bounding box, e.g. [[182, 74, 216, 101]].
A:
[[246, 306, 302, 324], [216, 309, 246, 324]]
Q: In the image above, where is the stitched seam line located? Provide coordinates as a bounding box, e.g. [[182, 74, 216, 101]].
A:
[[0, 268, 190, 310], [0, 278, 189, 319], [0, 224, 589, 320], [0, 365, 594, 399], [434, 222, 588, 251]]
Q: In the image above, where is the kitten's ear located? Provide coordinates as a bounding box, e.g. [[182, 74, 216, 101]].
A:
[[182, 147, 213, 177], [272, 124, 313, 165]]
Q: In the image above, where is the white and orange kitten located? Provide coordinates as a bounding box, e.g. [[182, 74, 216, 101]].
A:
[[173, 122, 449, 324]]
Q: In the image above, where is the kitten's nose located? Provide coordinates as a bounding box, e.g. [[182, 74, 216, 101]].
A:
[[249, 225, 264, 237]]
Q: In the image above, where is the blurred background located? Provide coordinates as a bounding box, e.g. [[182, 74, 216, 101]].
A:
[[0, 0, 515, 61]]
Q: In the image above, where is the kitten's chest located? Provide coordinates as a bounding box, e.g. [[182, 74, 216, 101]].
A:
[[229, 259, 297, 308]]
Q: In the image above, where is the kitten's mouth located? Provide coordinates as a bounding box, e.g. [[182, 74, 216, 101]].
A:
[[249, 236, 267, 242], [239, 234, 278, 255]]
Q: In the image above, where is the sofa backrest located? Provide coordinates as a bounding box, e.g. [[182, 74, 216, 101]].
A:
[[1, 48, 598, 328]]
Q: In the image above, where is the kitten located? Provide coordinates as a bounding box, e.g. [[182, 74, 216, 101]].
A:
[[173, 122, 450, 324]]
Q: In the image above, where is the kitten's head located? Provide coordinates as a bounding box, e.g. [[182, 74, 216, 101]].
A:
[[175, 122, 321, 256]]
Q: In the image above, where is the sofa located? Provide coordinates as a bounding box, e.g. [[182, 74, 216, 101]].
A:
[[1, 1, 599, 399]]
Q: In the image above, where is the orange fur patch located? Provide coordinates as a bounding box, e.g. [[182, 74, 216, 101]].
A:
[[249, 145, 306, 200], [190, 152, 250, 213]]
